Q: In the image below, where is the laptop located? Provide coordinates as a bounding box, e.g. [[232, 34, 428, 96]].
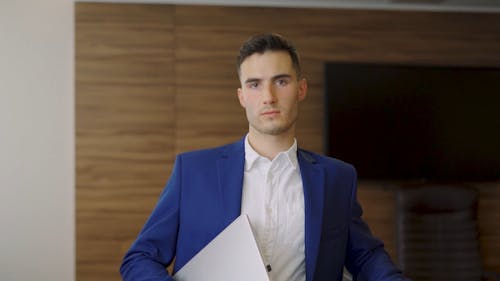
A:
[[173, 215, 272, 281]]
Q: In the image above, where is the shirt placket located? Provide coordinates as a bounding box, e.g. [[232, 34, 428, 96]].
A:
[[265, 157, 288, 264], [257, 160, 271, 265]]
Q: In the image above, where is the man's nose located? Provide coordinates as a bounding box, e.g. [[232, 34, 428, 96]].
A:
[[262, 84, 276, 104]]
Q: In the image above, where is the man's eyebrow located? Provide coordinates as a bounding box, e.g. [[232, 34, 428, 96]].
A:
[[244, 78, 261, 84], [244, 74, 292, 84], [272, 74, 292, 80]]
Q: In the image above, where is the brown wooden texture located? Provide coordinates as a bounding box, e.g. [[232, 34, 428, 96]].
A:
[[76, 3, 175, 281], [76, 3, 500, 280], [478, 183, 500, 273]]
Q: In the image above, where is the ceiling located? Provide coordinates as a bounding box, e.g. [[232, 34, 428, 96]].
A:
[[77, 0, 500, 12]]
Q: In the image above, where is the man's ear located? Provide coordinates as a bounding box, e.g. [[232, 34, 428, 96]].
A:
[[237, 88, 246, 108], [298, 78, 308, 102]]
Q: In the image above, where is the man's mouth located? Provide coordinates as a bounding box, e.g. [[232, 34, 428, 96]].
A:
[[261, 110, 280, 116]]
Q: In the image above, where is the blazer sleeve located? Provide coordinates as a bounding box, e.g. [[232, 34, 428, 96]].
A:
[[344, 168, 410, 281], [120, 155, 183, 281]]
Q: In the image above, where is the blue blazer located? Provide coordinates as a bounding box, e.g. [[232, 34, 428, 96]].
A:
[[121, 138, 407, 281]]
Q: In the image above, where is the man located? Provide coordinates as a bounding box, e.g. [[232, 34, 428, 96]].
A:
[[120, 33, 409, 281]]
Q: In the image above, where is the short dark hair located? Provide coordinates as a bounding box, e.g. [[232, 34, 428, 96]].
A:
[[236, 33, 302, 78]]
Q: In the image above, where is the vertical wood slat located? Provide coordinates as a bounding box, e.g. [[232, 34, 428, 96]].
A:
[[76, 3, 175, 281], [76, 3, 500, 280], [478, 183, 500, 272]]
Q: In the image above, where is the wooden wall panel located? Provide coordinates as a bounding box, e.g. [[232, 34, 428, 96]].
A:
[[174, 29, 248, 152], [356, 182, 398, 259], [478, 183, 500, 273], [76, 3, 175, 281], [76, 3, 500, 280]]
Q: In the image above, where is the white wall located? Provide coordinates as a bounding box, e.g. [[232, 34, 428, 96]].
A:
[[0, 1, 74, 281]]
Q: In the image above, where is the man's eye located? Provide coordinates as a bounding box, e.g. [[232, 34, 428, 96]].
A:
[[248, 82, 259, 89], [276, 79, 288, 86]]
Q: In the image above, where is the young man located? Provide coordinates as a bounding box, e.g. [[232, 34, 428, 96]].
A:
[[121, 33, 409, 281]]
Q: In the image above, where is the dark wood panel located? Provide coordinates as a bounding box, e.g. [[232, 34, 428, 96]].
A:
[[478, 183, 500, 273], [76, 3, 175, 281], [357, 182, 398, 260]]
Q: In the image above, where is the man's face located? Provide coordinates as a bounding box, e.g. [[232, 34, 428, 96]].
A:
[[237, 51, 307, 137]]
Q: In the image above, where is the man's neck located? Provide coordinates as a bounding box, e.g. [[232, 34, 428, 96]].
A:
[[247, 130, 295, 160]]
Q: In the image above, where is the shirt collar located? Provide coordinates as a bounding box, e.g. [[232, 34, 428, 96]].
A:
[[244, 135, 298, 171]]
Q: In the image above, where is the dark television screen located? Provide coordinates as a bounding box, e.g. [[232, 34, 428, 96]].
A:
[[324, 62, 500, 181]]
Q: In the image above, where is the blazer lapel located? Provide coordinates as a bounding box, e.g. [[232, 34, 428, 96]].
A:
[[299, 150, 325, 281], [216, 138, 246, 226]]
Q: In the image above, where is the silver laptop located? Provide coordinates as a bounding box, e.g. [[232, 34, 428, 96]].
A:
[[173, 215, 272, 281]]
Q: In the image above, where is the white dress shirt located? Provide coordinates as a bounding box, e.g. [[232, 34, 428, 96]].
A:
[[241, 136, 306, 281]]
